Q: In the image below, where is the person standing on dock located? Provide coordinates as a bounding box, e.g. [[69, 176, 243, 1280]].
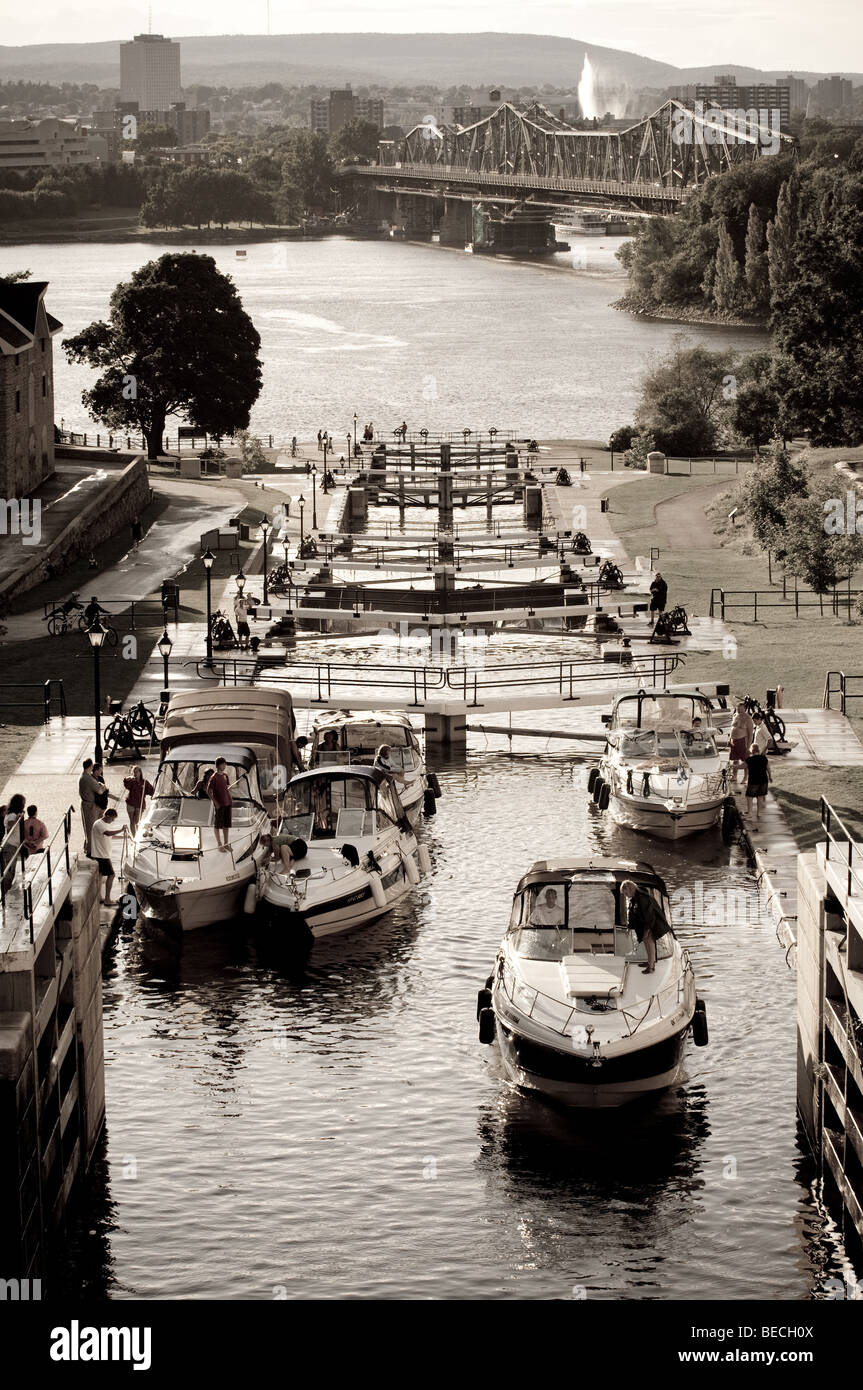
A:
[[648, 572, 668, 624], [728, 702, 754, 783], [620, 878, 672, 974], [89, 808, 124, 906], [751, 712, 772, 755], [79, 758, 103, 856], [317, 429, 322, 451], [123, 767, 155, 836], [744, 744, 771, 824]]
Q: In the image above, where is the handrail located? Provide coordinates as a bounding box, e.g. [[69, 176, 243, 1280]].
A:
[[500, 956, 683, 1042], [2, 805, 76, 947], [820, 798, 863, 910], [445, 652, 681, 699], [823, 671, 863, 715], [710, 587, 863, 621], [0, 679, 66, 723]]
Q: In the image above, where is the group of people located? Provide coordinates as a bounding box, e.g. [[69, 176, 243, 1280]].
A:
[[77, 761, 157, 905], [728, 702, 772, 823]]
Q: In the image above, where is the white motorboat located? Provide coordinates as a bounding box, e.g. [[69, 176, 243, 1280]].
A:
[[125, 742, 271, 930], [477, 859, 707, 1108], [125, 688, 297, 929], [308, 709, 439, 822], [590, 689, 730, 840], [258, 765, 430, 939]]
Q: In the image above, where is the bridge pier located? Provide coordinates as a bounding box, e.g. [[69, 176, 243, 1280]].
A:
[[439, 198, 473, 247], [424, 710, 467, 747]]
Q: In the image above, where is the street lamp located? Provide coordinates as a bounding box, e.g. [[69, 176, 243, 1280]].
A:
[[260, 515, 270, 605], [87, 616, 107, 764], [202, 547, 215, 668], [283, 539, 292, 612], [353, 412, 358, 456], [236, 569, 246, 594], [158, 629, 173, 689], [298, 495, 305, 547], [311, 464, 318, 530]]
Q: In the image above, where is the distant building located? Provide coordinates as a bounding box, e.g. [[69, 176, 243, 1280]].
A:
[[785, 75, 810, 113], [309, 86, 384, 136], [0, 281, 62, 499], [0, 118, 102, 172], [695, 76, 790, 131], [812, 75, 854, 111], [92, 101, 210, 160], [120, 33, 182, 110]]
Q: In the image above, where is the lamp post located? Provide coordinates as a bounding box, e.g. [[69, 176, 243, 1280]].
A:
[[236, 570, 246, 596], [158, 629, 173, 689], [298, 495, 305, 545], [260, 515, 270, 605], [353, 412, 358, 457], [87, 616, 107, 764], [312, 464, 318, 530], [202, 547, 215, 667], [283, 539, 292, 612]]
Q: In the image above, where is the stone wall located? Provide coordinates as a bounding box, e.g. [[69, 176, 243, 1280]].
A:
[[1, 455, 151, 602]]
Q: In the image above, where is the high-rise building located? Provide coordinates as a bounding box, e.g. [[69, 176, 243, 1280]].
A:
[[786, 75, 810, 113], [812, 75, 853, 111], [695, 76, 790, 131], [0, 118, 101, 171], [309, 86, 384, 136], [120, 34, 182, 110]]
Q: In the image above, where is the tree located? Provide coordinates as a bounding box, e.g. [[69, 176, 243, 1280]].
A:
[[728, 350, 782, 450], [329, 118, 381, 162], [0, 269, 30, 284], [713, 223, 746, 315], [136, 125, 178, 151], [766, 168, 799, 308], [736, 440, 809, 554], [63, 253, 262, 460], [279, 130, 334, 213], [236, 429, 269, 473], [634, 338, 736, 456], [743, 204, 769, 315], [780, 475, 863, 592]]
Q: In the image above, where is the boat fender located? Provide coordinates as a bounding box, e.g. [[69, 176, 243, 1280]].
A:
[[476, 987, 492, 1019], [417, 843, 432, 876], [478, 1008, 496, 1045], [368, 871, 387, 909], [243, 881, 257, 915], [626, 769, 634, 795], [587, 767, 599, 794], [721, 796, 738, 845], [693, 997, 709, 1047], [592, 775, 604, 803], [402, 851, 420, 886], [598, 782, 610, 811], [641, 772, 651, 798], [427, 772, 442, 798], [423, 787, 437, 815]]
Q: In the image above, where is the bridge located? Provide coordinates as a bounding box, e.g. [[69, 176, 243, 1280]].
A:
[[342, 100, 791, 248]]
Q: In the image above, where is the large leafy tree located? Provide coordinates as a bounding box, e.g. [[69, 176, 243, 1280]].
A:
[[634, 337, 736, 455], [736, 440, 808, 554], [63, 253, 262, 459], [329, 118, 381, 162]]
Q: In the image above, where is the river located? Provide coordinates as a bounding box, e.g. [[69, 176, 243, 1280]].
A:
[[0, 235, 767, 441], [13, 236, 838, 1301]]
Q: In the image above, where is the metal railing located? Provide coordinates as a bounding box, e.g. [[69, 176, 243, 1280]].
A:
[[499, 956, 685, 1042], [823, 671, 863, 715], [709, 587, 863, 621], [43, 597, 177, 632], [1, 806, 75, 946], [0, 679, 66, 724], [444, 652, 681, 703], [821, 799, 863, 924], [196, 658, 448, 705]]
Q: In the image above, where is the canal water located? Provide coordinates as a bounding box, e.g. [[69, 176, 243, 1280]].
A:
[[0, 236, 767, 441], [22, 236, 837, 1299]]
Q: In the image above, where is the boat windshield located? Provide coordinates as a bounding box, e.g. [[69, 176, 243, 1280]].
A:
[[280, 774, 400, 838], [613, 695, 700, 731], [508, 880, 673, 962], [315, 724, 419, 772], [144, 758, 263, 831], [678, 729, 717, 758]]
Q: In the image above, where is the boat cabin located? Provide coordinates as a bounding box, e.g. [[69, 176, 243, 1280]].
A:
[[278, 767, 409, 848], [507, 862, 673, 964], [312, 714, 422, 775], [605, 690, 720, 735], [143, 743, 265, 842], [162, 689, 295, 808]]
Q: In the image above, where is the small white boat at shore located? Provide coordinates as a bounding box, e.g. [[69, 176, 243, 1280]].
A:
[[308, 709, 438, 822], [258, 765, 429, 939], [478, 858, 706, 1108], [590, 689, 729, 840]]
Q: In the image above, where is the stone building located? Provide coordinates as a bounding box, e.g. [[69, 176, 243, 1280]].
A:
[[0, 281, 62, 499]]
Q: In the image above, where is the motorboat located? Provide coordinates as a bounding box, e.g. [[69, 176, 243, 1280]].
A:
[[125, 742, 272, 929], [590, 689, 730, 840], [258, 765, 431, 939], [308, 709, 439, 821], [125, 688, 297, 928], [477, 859, 707, 1108]]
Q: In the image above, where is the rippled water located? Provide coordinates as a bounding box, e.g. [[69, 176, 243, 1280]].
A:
[[26, 236, 835, 1300], [0, 236, 767, 440]]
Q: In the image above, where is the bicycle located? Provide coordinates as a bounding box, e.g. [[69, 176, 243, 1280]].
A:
[[45, 593, 84, 635]]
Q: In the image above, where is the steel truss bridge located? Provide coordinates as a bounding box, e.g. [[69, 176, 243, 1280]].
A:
[[347, 99, 792, 213]]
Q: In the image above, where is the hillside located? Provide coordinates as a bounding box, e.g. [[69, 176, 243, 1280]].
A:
[[4, 31, 859, 92]]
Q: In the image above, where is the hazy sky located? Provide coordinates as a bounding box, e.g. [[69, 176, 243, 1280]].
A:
[[3, 0, 861, 72]]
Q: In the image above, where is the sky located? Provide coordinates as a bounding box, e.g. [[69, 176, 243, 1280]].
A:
[[1, 0, 861, 73]]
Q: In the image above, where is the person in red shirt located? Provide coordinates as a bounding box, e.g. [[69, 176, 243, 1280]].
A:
[[208, 757, 234, 850], [23, 805, 49, 854], [123, 766, 155, 836]]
